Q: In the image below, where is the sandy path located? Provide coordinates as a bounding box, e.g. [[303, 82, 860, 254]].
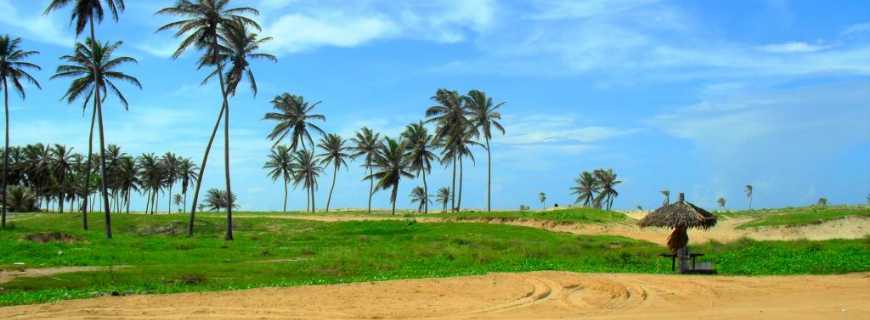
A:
[[238, 214, 870, 246], [2, 271, 867, 319], [0, 267, 116, 285]]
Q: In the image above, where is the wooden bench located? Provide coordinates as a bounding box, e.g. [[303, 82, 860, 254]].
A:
[[659, 253, 713, 274]]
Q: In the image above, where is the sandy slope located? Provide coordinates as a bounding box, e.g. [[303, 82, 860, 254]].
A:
[[2, 271, 867, 319], [238, 213, 870, 246]]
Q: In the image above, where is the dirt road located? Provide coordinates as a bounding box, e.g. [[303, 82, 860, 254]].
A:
[[2, 271, 867, 319]]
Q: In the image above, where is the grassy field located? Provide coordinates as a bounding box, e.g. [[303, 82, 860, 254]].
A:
[[718, 206, 870, 229], [275, 207, 629, 224], [0, 213, 868, 306]]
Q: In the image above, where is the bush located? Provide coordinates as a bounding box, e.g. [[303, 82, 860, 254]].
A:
[[4, 186, 38, 212]]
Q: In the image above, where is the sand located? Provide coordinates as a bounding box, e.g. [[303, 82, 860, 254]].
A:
[[2, 271, 867, 319], [0, 266, 118, 285]]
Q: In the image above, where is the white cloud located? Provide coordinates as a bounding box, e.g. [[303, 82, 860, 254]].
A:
[[0, 0, 73, 47], [757, 41, 830, 53], [265, 12, 398, 53], [500, 114, 637, 146]]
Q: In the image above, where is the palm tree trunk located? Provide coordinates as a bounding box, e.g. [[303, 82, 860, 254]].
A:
[[167, 183, 172, 214], [451, 154, 457, 212], [96, 99, 112, 238], [422, 169, 428, 214], [224, 89, 233, 241], [81, 103, 96, 230], [391, 184, 398, 215], [126, 190, 130, 214], [1, 79, 8, 228], [367, 160, 373, 214], [326, 164, 337, 212], [458, 156, 463, 211], [282, 177, 287, 213], [310, 182, 316, 212], [58, 170, 65, 214], [486, 138, 491, 212]]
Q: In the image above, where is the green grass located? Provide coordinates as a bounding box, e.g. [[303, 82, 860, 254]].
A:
[[434, 207, 628, 224], [726, 206, 870, 229], [0, 213, 867, 306]]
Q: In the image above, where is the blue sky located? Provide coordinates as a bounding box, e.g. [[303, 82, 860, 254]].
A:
[[1, 0, 869, 211]]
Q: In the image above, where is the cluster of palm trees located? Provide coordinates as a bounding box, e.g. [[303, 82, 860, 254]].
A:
[[0, 143, 197, 215], [570, 169, 622, 210], [261, 88, 505, 215]]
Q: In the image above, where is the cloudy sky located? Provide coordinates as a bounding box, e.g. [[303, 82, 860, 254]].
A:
[[1, 0, 868, 211]]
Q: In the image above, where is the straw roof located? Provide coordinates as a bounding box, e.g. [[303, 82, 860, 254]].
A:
[[638, 193, 717, 230]]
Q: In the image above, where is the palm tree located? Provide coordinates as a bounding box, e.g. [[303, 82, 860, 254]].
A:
[[745, 185, 753, 210], [436, 187, 450, 212], [367, 137, 413, 215], [157, 0, 261, 237], [593, 169, 621, 210], [426, 89, 467, 211], [264, 145, 292, 212], [173, 194, 184, 213], [817, 197, 828, 207], [115, 155, 137, 214], [410, 186, 429, 213], [538, 192, 547, 209], [402, 122, 437, 214], [465, 90, 505, 212], [161, 153, 180, 213], [438, 126, 479, 212], [661, 189, 670, 206], [204, 188, 236, 211], [570, 171, 599, 207], [265, 93, 326, 151], [50, 145, 75, 214], [291, 149, 321, 212], [717, 197, 726, 211], [177, 158, 198, 213], [136, 153, 162, 215], [350, 127, 381, 214], [318, 134, 348, 212], [52, 39, 141, 239], [0, 35, 41, 228]]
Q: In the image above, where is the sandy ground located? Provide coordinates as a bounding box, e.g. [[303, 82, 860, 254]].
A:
[[238, 213, 870, 246], [0, 267, 117, 285], [2, 271, 867, 319]]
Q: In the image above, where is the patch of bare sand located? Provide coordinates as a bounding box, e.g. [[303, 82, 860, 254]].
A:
[[2, 271, 867, 319], [0, 266, 120, 285]]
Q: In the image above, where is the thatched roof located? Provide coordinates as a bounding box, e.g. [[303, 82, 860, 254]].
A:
[[638, 193, 717, 230]]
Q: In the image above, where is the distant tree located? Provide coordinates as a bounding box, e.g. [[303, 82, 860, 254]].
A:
[[402, 122, 437, 214], [661, 189, 670, 206], [173, 194, 183, 212], [264, 145, 292, 213], [817, 197, 828, 208], [204, 188, 237, 212], [538, 192, 546, 209], [350, 127, 381, 214], [570, 171, 599, 207], [409, 186, 429, 213], [745, 185, 753, 210], [717, 197, 726, 211], [177, 158, 198, 214], [465, 89, 505, 212], [593, 169, 621, 210], [318, 134, 349, 212], [291, 149, 321, 212], [436, 187, 450, 212], [866, 193, 870, 207], [0, 35, 41, 228], [367, 137, 413, 215], [50, 145, 74, 214], [161, 152, 180, 213], [265, 93, 325, 151], [6, 185, 37, 212]]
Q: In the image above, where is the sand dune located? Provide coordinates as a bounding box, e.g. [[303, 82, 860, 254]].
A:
[[3, 271, 867, 319]]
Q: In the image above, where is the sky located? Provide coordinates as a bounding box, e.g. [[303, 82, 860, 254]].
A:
[[1, 0, 868, 212]]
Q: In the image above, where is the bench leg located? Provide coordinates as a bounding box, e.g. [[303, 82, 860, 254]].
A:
[[672, 256, 676, 271]]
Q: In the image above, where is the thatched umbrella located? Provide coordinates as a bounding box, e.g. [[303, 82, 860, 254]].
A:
[[638, 193, 717, 253]]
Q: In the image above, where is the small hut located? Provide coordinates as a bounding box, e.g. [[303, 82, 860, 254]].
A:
[[638, 193, 717, 272]]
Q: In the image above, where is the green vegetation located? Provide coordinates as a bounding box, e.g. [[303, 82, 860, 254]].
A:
[[728, 206, 870, 229], [437, 207, 628, 224], [1, 214, 867, 306]]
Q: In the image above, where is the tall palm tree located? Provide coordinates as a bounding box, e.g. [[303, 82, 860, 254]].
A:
[[265, 93, 326, 151], [291, 149, 321, 212], [264, 145, 292, 213], [157, 0, 261, 237], [436, 187, 450, 212], [409, 186, 429, 213], [173, 194, 183, 213], [570, 171, 599, 207], [115, 155, 137, 214], [45, 0, 125, 228], [426, 89, 467, 211], [593, 169, 621, 211], [438, 127, 478, 211], [52, 39, 141, 239], [177, 158, 198, 214], [660, 189, 670, 206], [161, 152, 180, 213], [317, 134, 348, 212], [538, 192, 546, 209], [817, 197, 828, 207], [0, 35, 41, 228], [465, 90, 505, 212], [50, 145, 75, 214], [717, 197, 727, 211], [367, 137, 413, 215], [350, 127, 381, 214], [745, 184, 753, 210], [136, 153, 162, 215], [402, 122, 436, 214]]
